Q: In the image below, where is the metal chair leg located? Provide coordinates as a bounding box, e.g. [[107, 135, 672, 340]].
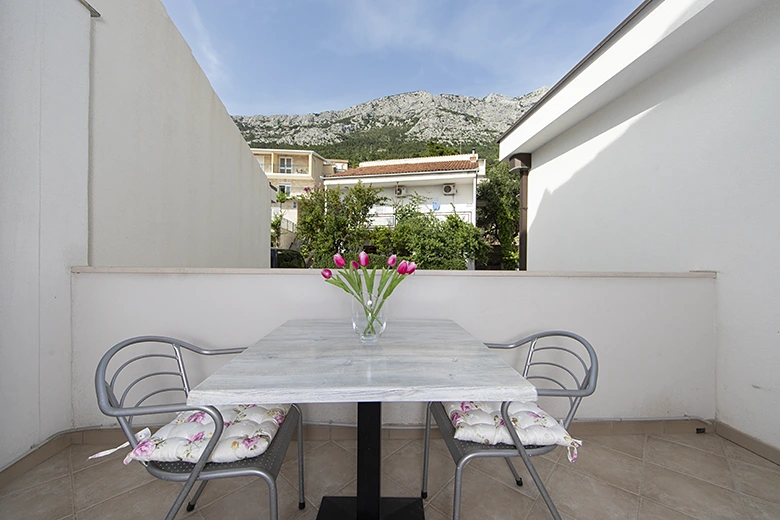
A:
[[421, 402, 432, 499], [295, 404, 306, 509], [186, 480, 209, 512], [516, 445, 562, 520], [452, 462, 466, 520], [504, 457, 523, 486]]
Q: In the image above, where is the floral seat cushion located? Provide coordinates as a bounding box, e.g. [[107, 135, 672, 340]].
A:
[[124, 404, 289, 465], [443, 401, 582, 462]]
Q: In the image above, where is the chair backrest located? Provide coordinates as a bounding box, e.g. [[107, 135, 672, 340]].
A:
[[95, 336, 244, 449], [487, 330, 598, 429]]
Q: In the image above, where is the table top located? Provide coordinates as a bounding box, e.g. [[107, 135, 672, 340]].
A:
[[187, 319, 537, 405]]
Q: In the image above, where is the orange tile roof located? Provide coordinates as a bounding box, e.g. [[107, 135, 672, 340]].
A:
[[327, 159, 479, 178]]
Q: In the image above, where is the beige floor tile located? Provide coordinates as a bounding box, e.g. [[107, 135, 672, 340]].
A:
[[723, 440, 780, 473], [428, 437, 451, 456], [564, 441, 644, 494], [0, 475, 73, 520], [332, 472, 415, 498], [383, 440, 454, 499], [429, 467, 535, 520], [540, 446, 564, 463], [0, 448, 71, 497], [730, 460, 780, 505], [423, 503, 452, 520], [653, 432, 726, 456], [466, 454, 556, 500], [524, 499, 576, 520], [283, 440, 328, 464], [76, 479, 200, 519], [638, 497, 698, 520], [72, 457, 155, 511], [333, 439, 411, 460], [640, 462, 747, 520], [70, 443, 125, 473], [644, 436, 735, 489], [579, 434, 646, 459], [544, 463, 639, 520], [279, 441, 356, 503], [199, 474, 311, 520], [566, 421, 612, 437], [742, 494, 780, 520], [190, 475, 259, 508]]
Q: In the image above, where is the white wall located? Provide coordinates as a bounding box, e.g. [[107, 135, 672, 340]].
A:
[[72, 269, 715, 430], [526, 2, 780, 448], [0, 0, 272, 470], [0, 0, 90, 469], [88, 0, 269, 268]]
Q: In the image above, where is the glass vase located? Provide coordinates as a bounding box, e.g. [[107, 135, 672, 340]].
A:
[[351, 290, 387, 342]]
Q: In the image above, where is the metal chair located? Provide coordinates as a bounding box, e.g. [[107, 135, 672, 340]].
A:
[[421, 331, 598, 520], [95, 336, 305, 520]]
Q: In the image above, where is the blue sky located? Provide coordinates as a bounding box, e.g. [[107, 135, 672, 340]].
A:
[[159, 0, 640, 116]]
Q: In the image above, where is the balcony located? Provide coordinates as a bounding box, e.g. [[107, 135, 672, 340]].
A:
[[2, 428, 779, 519]]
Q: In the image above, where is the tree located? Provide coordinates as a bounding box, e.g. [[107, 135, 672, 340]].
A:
[[378, 195, 489, 270], [296, 183, 387, 267], [424, 140, 459, 157], [476, 161, 520, 268], [270, 212, 284, 247]]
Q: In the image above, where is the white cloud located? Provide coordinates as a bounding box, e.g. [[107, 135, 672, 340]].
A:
[[186, 1, 228, 87]]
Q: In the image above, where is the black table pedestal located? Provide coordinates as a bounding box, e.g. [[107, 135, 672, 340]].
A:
[[316, 402, 425, 519]]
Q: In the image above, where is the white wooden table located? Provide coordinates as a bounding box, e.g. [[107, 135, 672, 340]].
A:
[[187, 319, 537, 520]]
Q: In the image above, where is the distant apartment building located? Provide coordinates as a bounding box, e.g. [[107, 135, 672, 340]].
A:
[[323, 153, 486, 227], [252, 148, 348, 224]]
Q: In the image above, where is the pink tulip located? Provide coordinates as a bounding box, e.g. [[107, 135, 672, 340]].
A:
[[321, 268, 332, 279], [358, 251, 369, 267], [333, 254, 346, 267], [351, 260, 359, 270], [397, 260, 409, 274], [407, 262, 417, 274], [387, 254, 397, 267]]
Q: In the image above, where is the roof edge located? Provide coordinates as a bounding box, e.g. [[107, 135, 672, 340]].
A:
[[497, 0, 657, 143]]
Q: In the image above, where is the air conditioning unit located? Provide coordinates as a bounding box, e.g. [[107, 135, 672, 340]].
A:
[[442, 184, 457, 195], [395, 186, 407, 197]]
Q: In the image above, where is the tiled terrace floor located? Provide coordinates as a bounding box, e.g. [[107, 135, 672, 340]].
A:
[[1, 432, 779, 520]]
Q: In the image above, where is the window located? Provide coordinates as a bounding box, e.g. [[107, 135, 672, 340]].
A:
[[278, 183, 291, 195], [279, 157, 293, 174]]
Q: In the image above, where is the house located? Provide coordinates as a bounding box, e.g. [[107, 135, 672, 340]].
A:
[[498, 0, 780, 457], [251, 148, 348, 224], [323, 154, 486, 227], [3, 0, 778, 516]]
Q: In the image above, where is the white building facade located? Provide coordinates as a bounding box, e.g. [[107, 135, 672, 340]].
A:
[[323, 154, 486, 227], [499, 0, 780, 451]]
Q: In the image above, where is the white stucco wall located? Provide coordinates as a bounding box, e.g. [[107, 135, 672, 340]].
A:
[[525, 2, 780, 448], [71, 269, 715, 430], [0, 0, 90, 469], [87, 0, 269, 268]]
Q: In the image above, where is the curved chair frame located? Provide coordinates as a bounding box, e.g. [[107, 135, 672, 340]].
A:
[[422, 330, 598, 520], [95, 336, 305, 520]]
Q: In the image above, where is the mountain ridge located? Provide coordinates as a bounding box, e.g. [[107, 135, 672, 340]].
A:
[[233, 87, 548, 163]]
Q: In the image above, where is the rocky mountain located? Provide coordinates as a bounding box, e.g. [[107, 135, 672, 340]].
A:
[[233, 88, 548, 154]]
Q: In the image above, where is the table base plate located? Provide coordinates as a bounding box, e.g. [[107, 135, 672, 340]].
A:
[[316, 496, 424, 520]]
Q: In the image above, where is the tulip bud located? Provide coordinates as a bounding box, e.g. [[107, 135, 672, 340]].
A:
[[333, 254, 346, 268], [397, 260, 409, 275], [321, 268, 332, 279], [351, 261, 359, 270], [359, 251, 369, 267], [387, 254, 397, 267], [407, 262, 417, 274]]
